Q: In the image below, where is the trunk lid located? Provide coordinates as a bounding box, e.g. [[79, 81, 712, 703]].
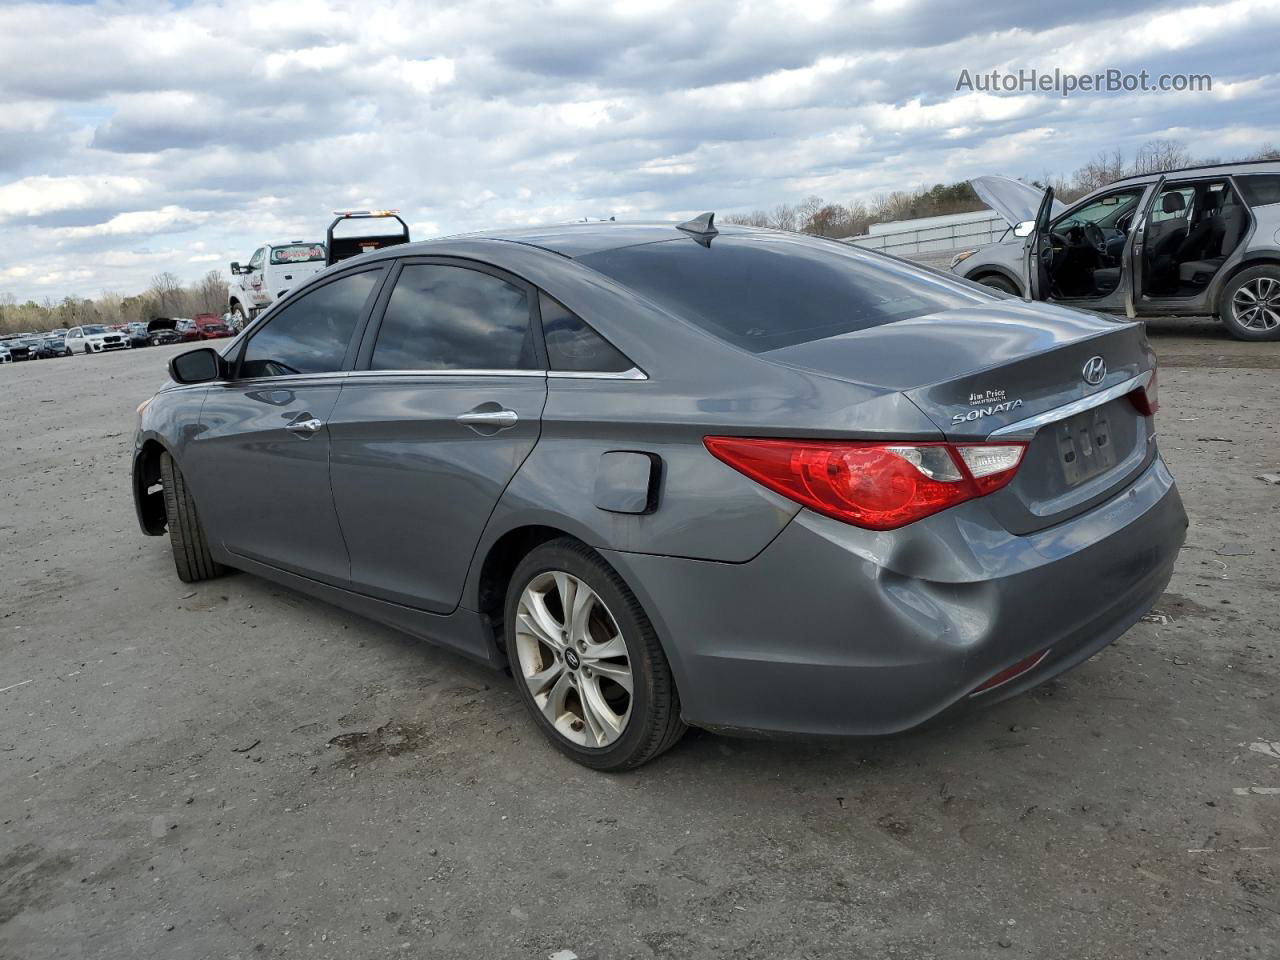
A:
[[762, 301, 1157, 534]]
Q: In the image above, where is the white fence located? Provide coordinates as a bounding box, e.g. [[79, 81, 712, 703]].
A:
[[844, 214, 1007, 258]]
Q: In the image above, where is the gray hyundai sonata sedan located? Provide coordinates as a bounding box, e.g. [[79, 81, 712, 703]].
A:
[[133, 217, 1187, 770]]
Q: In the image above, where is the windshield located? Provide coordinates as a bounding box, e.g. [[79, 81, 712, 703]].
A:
[[270, 243, 325, 265], [579, 235, 984, 354], [83, 325, 107, 334]]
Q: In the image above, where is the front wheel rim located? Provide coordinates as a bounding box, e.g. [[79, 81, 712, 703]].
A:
[[514, 571, 633, 748], [1232, 277, 1280, 331]]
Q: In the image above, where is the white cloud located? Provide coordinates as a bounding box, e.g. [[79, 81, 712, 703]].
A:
[[0, 0, 1275, 300], [0, 174, 151, 220]]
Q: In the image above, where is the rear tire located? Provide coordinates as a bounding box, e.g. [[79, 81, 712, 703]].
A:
[[976, 273, 1020, 295], [505, 538, 686, 771], [159, 452, 224, 583], [1220, 265, 1280, 341]]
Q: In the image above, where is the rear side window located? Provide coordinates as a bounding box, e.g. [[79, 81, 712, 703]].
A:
[[1235, 174, 1280, 207], [270, 243, 326, 264], [579, 235, 981, 354], [540, 293, 632, 372], [370, 263, 537, 371], [239, 269, 380, 378]]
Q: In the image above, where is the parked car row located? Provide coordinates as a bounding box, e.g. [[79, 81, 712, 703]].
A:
[[0, 314, 234, 365]]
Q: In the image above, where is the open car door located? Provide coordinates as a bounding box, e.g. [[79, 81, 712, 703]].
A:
[[1021, 187, 1055, 300], [1125, 175, 1166, 319], [326, 210, 410, 266]]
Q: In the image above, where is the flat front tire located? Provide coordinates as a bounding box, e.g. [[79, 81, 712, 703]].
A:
[[505, 538, 686, 771], [159, 452, 224, 583]]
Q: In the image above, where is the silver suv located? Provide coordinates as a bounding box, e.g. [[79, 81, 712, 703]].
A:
[[950, 161, 1280, 340]]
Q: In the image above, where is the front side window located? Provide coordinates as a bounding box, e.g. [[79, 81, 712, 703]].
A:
[[540, 293, 632, 372], [1055, 189, 1144, 231], [247, 248, 265, 271], [238, 270, 380, 378], [370, 263, 536, 371]]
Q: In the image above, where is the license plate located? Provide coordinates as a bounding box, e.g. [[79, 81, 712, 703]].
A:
[[1056, 408, 1116, 486]]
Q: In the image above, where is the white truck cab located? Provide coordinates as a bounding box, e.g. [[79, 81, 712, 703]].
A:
[[228, 240, 327, 325]]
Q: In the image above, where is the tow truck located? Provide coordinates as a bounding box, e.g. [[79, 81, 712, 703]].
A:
[[326, 210, 411, 265]]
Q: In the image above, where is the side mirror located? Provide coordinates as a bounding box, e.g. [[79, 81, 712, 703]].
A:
[[1012, 220, 1035, 238], [230, 262, 243, 275], [169, 347, 226, 385]]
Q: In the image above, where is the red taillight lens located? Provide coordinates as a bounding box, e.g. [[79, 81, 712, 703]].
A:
[[703, 437, 1027, 530], [1129, 368, 1159, 416]]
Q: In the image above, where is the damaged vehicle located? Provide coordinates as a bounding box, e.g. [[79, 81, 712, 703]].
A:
[[134, 217, 1187, 770], [951, 161, 1280, 341]]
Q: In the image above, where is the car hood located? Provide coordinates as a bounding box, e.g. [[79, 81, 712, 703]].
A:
[[971, 175, 1065, 228]]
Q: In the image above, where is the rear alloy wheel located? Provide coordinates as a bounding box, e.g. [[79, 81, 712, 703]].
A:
[[1222, 266, 1280, 341], [159, 451, 225, 583], [505, 539, 685, 770]]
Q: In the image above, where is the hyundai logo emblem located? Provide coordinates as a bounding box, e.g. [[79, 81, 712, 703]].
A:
[[1082, 356, 1106, 386]]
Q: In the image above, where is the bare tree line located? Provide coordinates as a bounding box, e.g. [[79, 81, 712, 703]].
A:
[[0, 270, 229, 336], [723, 139, 1280, 238]]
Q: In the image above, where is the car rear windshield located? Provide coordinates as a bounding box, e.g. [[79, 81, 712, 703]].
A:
[[578, 235, 983, 353], [270, 243, 326, 264]]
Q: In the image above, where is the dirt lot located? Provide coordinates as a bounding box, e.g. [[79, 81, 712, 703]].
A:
[[1, 323, 1278, 960]]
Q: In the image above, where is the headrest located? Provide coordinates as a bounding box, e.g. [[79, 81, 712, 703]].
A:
[[1161, 192, 1186, 213]]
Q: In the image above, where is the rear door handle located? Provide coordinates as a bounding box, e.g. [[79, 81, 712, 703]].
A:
[[286, 416, 324, 436], [456, 409, 519, 430]]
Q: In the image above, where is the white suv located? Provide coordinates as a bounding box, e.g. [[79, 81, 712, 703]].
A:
[[65, 325, 130, 354]]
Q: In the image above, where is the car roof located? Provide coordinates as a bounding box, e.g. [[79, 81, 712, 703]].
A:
[[372, 220, 775, 260], [1106, 157, 1279, 187]]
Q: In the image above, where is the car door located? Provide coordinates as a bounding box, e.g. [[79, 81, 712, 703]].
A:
[[328, 258, 548, 614], [246, 246, 268, 308], [1022, 187, 1055, 300], [184, 267, 385, 585], [1127, 176, 1167, 317], [66, 327, 83, 353]]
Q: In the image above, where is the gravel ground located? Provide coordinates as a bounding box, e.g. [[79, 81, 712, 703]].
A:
[[1, 322, 1277, 960]]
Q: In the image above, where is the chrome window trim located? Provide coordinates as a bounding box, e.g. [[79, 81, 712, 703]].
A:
[[346, 368, 545, 378], [548, 367, 648, 381], [208, 371, 351, 388], [987, 371, 1152, 441], [194, 366, 650, 387]]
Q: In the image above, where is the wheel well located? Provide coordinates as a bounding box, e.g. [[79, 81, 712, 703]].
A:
[[135, 439, 168, 535], [1213, 255, 1280, 315], [970, 269, 1022, 294], [476, 525, 578, 655]]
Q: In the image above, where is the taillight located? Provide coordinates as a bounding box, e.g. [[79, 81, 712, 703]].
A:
[[703, 437, 1027, 531], [1129, 368, 1159, 416]]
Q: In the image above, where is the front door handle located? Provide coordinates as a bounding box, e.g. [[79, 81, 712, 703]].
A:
[[286, 416, 324, 436], [456, 409, 519, 430]]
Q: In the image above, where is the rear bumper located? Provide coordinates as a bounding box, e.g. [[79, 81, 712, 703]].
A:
[[604, 455, 1187, 737]]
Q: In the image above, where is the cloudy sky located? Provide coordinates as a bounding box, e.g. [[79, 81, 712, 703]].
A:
[[1, 0, 1277, 302]]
